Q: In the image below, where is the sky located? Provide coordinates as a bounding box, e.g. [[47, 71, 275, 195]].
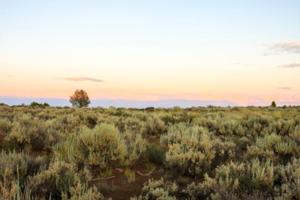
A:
[[0, 0, 300, 107]]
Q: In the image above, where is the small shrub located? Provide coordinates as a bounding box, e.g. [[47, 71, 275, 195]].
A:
[[247, 133, 280, 161], [0, 118, 12, 134], [62, 182, 104, 200], [124, 131, 146, 164], [0, 151, 29, 199], [0, 118, 12, 147], [187, 159, 274, 199], [54, 114, 82, 134], [143, 115, 167, 136], [55, 125, 146, 175], [132, 178, 177, 200], [84, 113, 98, 128], [161, 124, 217, 176], [54, 135, 78, 164], [249, 159, 274, 190], [124, 168, 136, 183], [274, 159, 300, 200], [7, 114, 60, 151], [144, 144, 166, 165], [289, 125, 300, 143], [0, 151, 28, 184], [30, 102, 50, 108], [28, 160, 79, 199], [117, 116, 145, 134]]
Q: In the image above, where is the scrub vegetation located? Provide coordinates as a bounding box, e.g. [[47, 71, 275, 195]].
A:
[[0, 104, 299, 199]]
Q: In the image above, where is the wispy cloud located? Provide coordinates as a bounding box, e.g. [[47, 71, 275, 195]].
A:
[[271, 41, 300, 53], [278, 63, 300, 68], [278, 87, 291, 90], [58, 77, 103, 83]]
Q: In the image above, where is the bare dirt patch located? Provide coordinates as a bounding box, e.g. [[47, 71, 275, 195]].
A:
[[91, 164, 164, 200]]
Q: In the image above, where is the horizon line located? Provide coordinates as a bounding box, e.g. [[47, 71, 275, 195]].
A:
[[1, 96, 299, 108]]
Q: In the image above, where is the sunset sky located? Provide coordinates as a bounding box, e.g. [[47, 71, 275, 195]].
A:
[[1, 0, 299, 106]]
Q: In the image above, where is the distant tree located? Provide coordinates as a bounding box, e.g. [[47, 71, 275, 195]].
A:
[[30, 102, 38, 107], [43, 103, 50, 107], [30, 102, 50, 108], [69, 89, 90, 108], [282, 105, 287, 109], [271, 101, 277, 107], [145, 107, 155, 111]]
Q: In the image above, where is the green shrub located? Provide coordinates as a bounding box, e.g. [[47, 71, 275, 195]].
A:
[[28, 160, 79, 199], [0, 151, 50, 199], [124, 131, 146, 164], [289, 125, 300, 143], [275, 138, 298, 159], [143, 115, 167, 136], [62, 182, 104, 200], [0, 118, 12, 147], [0, 151, 29, 200], [84, 113, 98, 128], [54, 114, 82, 134], [187, 159, 274, 199], [55, 124, 146, 175], [117, 116, 145, 134], [0, 151, 28, 184], [0, 118, 12, 134], [161, 124, 217, 176], [30, 102, 50, 108], [247, 133, 299, 162], [248, 159, 274, 189], [215, 159, 274, 192], [54, 135, 78, 164], [242, 115, 272, 137], [144, 144, 166, 165], [274, 159, 300, 200], [246, 133, 279, 161], [7, 114, 60, 151], [132, 178, 177, 200], [76, 124, 127, 170]]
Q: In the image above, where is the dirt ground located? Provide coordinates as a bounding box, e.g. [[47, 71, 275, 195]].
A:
[[92, 165, 164, 200]]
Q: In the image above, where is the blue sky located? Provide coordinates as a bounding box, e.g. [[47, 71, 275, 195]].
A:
[[0, 0, 299, 107]]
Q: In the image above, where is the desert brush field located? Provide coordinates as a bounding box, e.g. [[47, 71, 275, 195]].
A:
[[0, 104, 299, 199]]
